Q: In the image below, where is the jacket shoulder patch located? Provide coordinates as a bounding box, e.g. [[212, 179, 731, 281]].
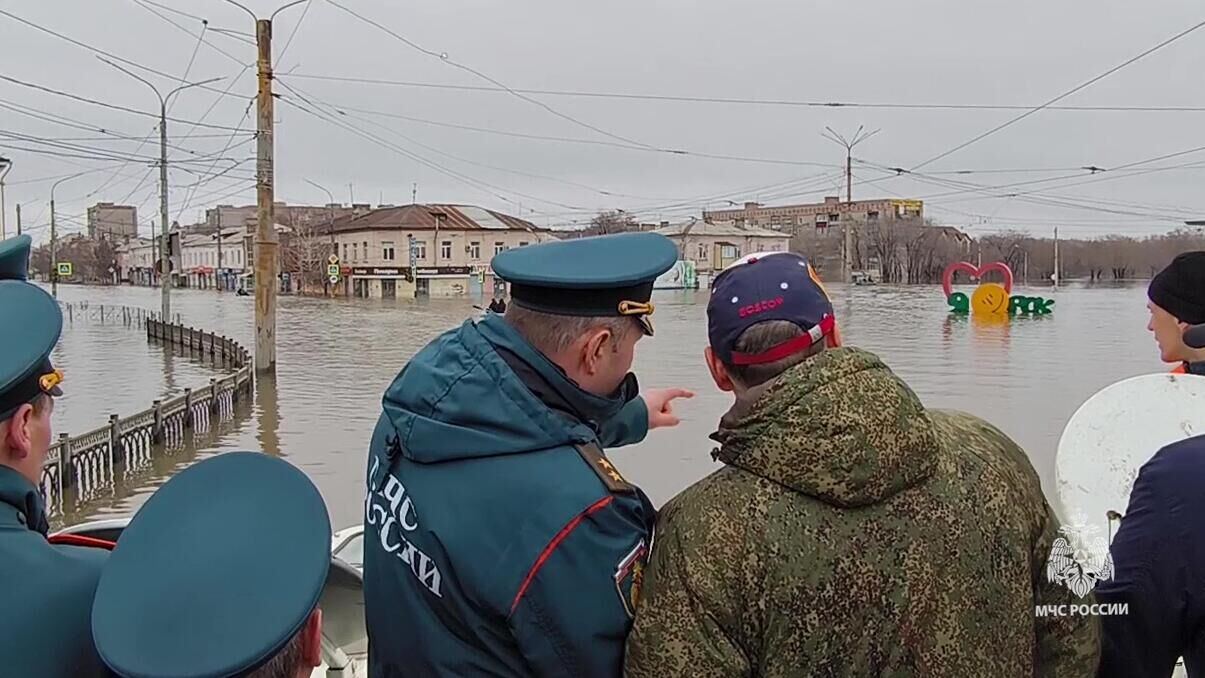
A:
[[574, 442, 634, 493]]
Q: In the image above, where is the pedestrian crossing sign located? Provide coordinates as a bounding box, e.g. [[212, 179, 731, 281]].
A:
[[57, 262, 73, 276], [326, 264, 340, 277]]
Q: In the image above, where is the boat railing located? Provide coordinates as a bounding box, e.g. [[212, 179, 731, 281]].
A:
[[42, 306, 253, 522]]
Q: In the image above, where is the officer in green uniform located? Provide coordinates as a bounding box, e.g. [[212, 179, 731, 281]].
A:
[[364, 232, 693, 677], [91, 452, 332, 678], [0, 234, 113, 677]]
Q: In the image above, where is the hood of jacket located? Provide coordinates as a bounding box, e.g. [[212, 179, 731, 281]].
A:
[[711, 347, 938, 508], [381, 314, 636, 463]]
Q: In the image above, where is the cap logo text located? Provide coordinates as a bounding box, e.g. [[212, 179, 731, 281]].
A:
[[739, 296, 784, 318]]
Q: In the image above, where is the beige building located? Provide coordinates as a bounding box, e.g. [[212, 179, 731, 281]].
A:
[[704, 196, 923, 233], [655, 220, 790, 283], [330, 204, 554, 298], [88, 202, 138, 240]]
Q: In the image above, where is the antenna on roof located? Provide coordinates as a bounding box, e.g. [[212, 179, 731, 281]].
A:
[[412, 183, 417, 206]]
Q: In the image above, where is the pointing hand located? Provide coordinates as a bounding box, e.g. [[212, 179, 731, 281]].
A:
[[643, 388, 695, 430]]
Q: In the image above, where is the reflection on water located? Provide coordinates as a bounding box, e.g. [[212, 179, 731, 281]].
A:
[[49, 281, 1166, 527]]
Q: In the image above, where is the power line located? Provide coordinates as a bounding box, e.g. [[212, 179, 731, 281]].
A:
[[277, 0, 312, 63], [910, 17, 1205, 170], [323, 0, 661, 151], [129, 0, 249, 68], [285, 72, 1205, 113], [0, 75, 249, 132]]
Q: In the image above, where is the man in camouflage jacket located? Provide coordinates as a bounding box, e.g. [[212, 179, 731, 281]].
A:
[[624, 252, 1100, 678]]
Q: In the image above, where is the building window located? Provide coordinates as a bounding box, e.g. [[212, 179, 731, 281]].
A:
[[815, 214, 827, 229], [518, 241, 529, 248], [414, 240, 427, 260], [494, 242, 506, 256], [756, 242, 765, 252], [352, 243, 358, 261], [721, 245, 739, 259], [362, 242, 368, 259], [469, 241, 481, 260], [342, 244, 348, 262], [770, 244, 781, 252], [828, 213, 840, 223], [697, 243, 707, 260], [382, 241, 396, 261], [867, 210, 880, 221], [440, 240, 452, 260]]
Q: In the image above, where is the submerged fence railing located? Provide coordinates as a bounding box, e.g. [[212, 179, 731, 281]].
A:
[[42, 304, 253, 521]]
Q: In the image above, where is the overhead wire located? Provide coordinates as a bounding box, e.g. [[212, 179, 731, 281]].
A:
[[909, 17, 1205, 170], [323, 0, 661, 151]]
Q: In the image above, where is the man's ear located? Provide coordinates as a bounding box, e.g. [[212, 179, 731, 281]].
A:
[[3, 403, 34, 461], [827, 323, 843, 348], [704, 347, 736, 392], [299, 607, 323, 671], [581, 327, 611, 376]]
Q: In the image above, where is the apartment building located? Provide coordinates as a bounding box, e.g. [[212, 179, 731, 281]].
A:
[[703, 196, 924, 233], [87, 202, 138, 240]]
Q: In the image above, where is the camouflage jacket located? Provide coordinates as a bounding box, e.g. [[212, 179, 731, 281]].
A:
[[624, 347, 1100, 678]]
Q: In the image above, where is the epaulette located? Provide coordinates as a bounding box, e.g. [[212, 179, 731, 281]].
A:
[[574, 441, 636, 494]]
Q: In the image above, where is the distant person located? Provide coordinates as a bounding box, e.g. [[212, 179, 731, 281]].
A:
[[91, 452, 330, 678], [487, 293, 507, 314], [0, 234, 113, 677], [624, 252, 1100, 677], [364, 232, 694, 677], [1095, 255, 1205, 678], [1145, 251, 1205, 375]]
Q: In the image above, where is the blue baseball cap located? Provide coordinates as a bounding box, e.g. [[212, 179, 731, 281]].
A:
[[707, 252, 835, 365]]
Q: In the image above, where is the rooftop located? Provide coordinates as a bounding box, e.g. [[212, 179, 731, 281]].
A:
[[654, 220, 786, 239], [329, 204, 540, 233]]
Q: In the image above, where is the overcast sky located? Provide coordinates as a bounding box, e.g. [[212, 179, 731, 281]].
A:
[[3, 0, 1204, 243]]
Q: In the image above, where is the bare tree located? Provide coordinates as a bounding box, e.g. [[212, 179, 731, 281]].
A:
[[587, 210, 639, 236]]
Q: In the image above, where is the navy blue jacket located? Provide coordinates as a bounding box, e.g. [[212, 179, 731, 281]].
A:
[[1097, 434, 1205, 678], [0, 465, 111, 677], [363, 314, 655, 678]]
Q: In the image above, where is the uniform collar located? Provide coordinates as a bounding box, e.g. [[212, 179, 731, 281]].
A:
[[0, 464, 49, 535], [476, 314, 638, 432]]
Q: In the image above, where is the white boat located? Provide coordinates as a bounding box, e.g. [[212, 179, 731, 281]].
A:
[[55, 519, 368, 677]]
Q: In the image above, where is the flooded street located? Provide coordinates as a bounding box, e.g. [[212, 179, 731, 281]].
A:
[[49, 282, 1162, 529]]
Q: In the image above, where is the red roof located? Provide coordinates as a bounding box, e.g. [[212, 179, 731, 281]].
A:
[[330, 204, 540, 234]]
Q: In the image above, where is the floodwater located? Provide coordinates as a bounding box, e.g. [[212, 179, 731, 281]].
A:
[[47, 281, 1165, 530]]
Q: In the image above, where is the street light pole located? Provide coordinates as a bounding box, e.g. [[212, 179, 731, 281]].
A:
[[823, 125, 880, 283], [304, 179, 337, 298], [0, 157, 11, 240], [97, 57, 221, 321], [49, 172, 88, 297]]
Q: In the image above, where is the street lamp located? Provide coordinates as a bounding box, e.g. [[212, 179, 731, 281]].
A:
[[98, 57, 221, 321], [304, 179, 338, 297], [49, 171, 90, 297], [0, 157, 11, 240]]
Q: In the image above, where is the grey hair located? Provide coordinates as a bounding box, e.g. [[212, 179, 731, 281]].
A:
[[245, 627, 304, 678], [504, 304, 639, 355], [723, 320, 824, 388]]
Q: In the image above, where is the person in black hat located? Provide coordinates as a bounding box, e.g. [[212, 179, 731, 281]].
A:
[[626, 252, 1099, 677], [91, 452, 331, 678], [1146, 251, 1205, 375], [364, 232, 694, 678], [0, 234, 113, 677], [487, 291, 508, 314]]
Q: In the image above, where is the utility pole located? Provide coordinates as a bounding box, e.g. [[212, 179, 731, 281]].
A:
[[216, 210, 223, 292], [305, 179, 337, 297], [412, 182, 417, 206], [0, 157, 11, 240], [255, 16, 278, 373], [1052, 227, 1060, 288], [98, 58, 219, 321], [14, 203, 20, 236], [823, 125, 880, 283]]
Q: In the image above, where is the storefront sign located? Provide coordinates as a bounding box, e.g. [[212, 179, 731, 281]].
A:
[[415, 266, 471, 277]]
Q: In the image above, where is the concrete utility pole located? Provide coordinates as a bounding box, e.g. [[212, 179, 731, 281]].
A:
[[0, 157, 11, 240], [1052, 226, 1061, 288], [226, 0, 306, 373], [216, 209, 223, 292], [14, 203, 20, 237], [98, 58, 220, 321], [49, 172, 86, 297], [823, 126, 880, 283]]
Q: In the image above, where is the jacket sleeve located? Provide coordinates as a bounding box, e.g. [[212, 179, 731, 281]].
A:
[[597, 397, 648, 449], [508, 493, 651, 678], [1032, 501, 1102, 678], [1095, 446, 1198, 678], [623, 516, 750, 678]]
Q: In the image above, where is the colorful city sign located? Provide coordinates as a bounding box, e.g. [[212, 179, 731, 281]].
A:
[[942, 261, 1053, 317]]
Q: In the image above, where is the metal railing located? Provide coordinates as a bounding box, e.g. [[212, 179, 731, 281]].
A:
[[41, 311, 253, 521]]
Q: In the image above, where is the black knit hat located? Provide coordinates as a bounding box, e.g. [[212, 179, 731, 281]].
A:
[[1148, 251, 1205, 325]]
